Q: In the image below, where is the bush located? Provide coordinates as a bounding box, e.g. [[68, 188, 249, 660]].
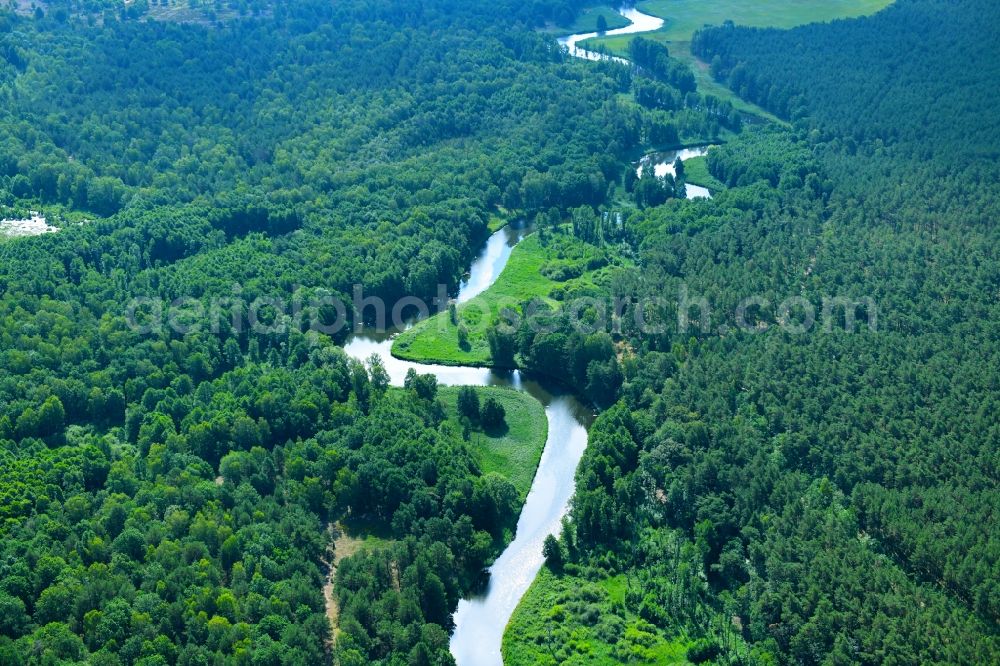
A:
[[687, 638, 721, 664]]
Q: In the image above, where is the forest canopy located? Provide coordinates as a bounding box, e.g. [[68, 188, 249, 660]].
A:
[[504, 1, 999, 664], [1, 0, 998, 664]]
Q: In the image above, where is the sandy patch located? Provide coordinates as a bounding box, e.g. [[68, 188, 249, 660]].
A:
[[324, 523, 367, 648], [0, 213, 58, 237]]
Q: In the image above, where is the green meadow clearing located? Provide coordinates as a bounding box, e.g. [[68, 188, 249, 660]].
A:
[[543, 4, 632, 36], [392, 231, 618, 366], [681, 155, 726, 191], [638, 0, 895, 42], [392, 233, 559, 366], [439, 386, 548, 503]]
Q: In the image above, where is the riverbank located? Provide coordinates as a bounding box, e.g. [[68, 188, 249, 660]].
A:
[[392, 233, 615, 367], [574, 0, 892, 125], [361, 6, 756, 659], [341, 219, 596, 665], [321, 383, 548, 648], [540, 4, 631, 37], [392, 234, 554, 366], [578, 27, 785, 124]]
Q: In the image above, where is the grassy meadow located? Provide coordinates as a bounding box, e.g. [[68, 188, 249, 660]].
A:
[[393, 233, 558, 366], [681, 155, 726, 191], [392, 231, 618, 366], [439, 386, 548, 502], [542, 4, 632, 36], [639, 0, 894, 42]]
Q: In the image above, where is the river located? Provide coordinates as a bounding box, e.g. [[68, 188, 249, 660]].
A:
[[557, 4, 664, 63], [342, 222, 594, 666], [343, 6, 701, 664], [561, 6, 715, 200]]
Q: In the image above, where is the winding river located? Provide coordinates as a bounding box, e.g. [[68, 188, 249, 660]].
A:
[[561, 6, 715, 200], [557, 4, 664, 63], [342, 5, 702, 664], [342, 222, 595, 666]]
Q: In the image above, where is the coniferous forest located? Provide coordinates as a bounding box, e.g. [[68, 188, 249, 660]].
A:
[[0, 0, 998, 665]]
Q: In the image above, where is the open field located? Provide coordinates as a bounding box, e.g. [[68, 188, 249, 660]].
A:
[[639, 0, 894, 42], [439, 386, 548, 502]]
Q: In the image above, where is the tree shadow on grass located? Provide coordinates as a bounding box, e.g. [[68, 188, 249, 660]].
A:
[[481, 421, 509, 438], [341, 513, 394, 541]]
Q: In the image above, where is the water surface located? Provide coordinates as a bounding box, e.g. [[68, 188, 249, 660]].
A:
[[636, 145, 714, 199], [560, 7, 714, 201]]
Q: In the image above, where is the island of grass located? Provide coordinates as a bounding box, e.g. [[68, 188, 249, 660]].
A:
[[542, 4, 632, 37], [392, 231, 622, 367], [503, 568, 695, 664]]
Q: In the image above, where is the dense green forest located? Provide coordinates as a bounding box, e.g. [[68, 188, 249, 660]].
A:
[[2, 0, 999, 664], [504, 0, 1000, 664], [0, 0, 637, 663]]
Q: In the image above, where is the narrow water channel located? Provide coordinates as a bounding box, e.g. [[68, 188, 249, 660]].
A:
[[562, 6, 716, 200]]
